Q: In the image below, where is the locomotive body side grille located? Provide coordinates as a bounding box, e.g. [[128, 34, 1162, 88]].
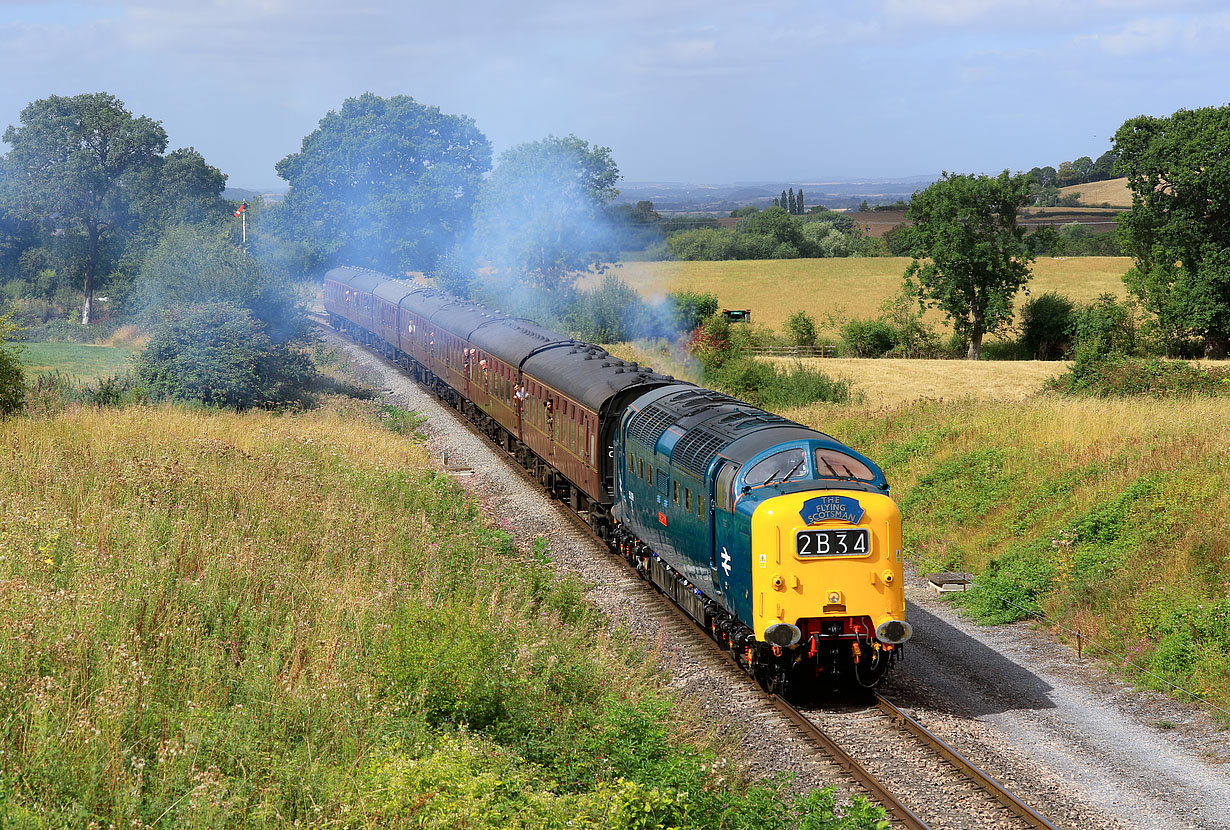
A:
[[628, 404, 675, 447], [673, 429, 728, 478]]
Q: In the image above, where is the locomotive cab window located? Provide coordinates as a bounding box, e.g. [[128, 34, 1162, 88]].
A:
[[814, 449, 875, 482], [744, 448, 808, 487]]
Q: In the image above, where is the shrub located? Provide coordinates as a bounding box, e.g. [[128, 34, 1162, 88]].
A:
[[707, 358, 854, 409], [134, 302, 317, 409], [840, 318, 898, 357], [1047, 355, 1230, 397], [785, 309, 818, 347], [1072, 294, 1138, 363], [666, 289, 719, 333], [0, 313, 24, 417], [1019, 291, 1076, 359]]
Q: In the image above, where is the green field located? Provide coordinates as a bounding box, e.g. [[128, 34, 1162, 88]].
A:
[[17, 341, 134, 379], [600, 256, 1133, 332]]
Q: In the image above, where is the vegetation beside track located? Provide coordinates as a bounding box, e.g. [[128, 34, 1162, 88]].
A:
[[788, 396, 1230, 714], [0, 400, 885, 829]]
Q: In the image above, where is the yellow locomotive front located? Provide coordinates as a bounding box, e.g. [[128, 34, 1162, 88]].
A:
[[747, 484, 910, 692]]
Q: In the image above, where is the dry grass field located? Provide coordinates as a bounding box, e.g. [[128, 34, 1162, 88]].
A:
[[1059, 176, 1132, 207], [767, 357, 1070, 408], [605, 256, 1132, 332]]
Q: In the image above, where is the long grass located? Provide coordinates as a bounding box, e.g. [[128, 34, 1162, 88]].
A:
[[786, 396, 1230, 712], [0, 400, 879, 828]]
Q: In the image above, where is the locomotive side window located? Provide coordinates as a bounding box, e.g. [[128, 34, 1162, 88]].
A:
[[673, 480, 680, 504], [685, 487, 691, 511], [814, 449, 875, 482], [697, 495, 705, 516], [638, 457, 644, 480], [647, 464, 652, 486], [716, 464, 736, 511]]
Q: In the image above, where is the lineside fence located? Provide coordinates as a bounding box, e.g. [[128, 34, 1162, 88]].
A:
[[747, 345, 838, 358]]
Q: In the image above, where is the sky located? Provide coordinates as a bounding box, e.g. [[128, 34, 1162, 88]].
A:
[[2, 1, 1228, 192]]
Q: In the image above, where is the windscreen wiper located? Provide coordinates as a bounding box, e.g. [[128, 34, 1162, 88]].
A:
[[820, 456, 853, 481]]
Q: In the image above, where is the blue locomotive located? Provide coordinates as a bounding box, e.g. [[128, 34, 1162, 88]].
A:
[[324, 265, 910, 694]]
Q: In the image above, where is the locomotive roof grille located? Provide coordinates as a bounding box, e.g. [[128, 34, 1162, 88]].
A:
[[628, 404, 676, 448], [672, 429, 729, 478]]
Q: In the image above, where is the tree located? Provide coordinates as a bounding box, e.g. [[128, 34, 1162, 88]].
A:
[[903, 170, 1035, 359], [1, 93, 168, 323], [788, 188, 797, 215], [274, 92, 491, 276], [472, 134, 620, 291], [1071, 156, 1094, 184], [780, 190, 788, 212], [1090, 150, 1117, 182], [1113, 105, 1230, 355], [133, 224, 297, 338], [796, 188, 805, 215]]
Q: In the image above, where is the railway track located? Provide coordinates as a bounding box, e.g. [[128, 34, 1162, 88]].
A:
[[314, 315, 1066, 830]]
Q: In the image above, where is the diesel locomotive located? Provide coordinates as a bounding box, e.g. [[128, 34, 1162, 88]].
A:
[[324, 265, 911, 694]]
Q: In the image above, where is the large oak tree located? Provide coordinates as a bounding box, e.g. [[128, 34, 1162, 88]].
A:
[[472, 134, 620, 292], [903, 171, 1034, 359], [273, 93, 491, 276], [1, 93, 169, 323], [1114, 105, 1230, 356]]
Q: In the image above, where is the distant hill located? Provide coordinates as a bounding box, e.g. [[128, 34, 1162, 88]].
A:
[[1059, 177, 1131, 208], [616, 176, 937, 214]]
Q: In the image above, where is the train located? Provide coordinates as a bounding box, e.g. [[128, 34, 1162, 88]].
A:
[[323, 265, 911, 695]]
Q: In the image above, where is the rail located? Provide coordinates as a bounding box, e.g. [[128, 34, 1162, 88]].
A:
[[875, 695, 1062, 830]]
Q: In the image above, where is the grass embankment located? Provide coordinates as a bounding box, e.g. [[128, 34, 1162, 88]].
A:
[[787, 397, 1230, 712], [0, 402, 882, 828], [16, 341, 134, 380], [607, 257, 1132, 331]]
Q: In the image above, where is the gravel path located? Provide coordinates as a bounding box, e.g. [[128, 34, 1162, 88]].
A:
[[324, 328, 1230, 829]]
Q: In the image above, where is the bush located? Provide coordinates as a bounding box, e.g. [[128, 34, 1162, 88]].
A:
[[708, 357, 855, 409], [1047, 355, 1230, 397], [1019, 291, 1076, 359], [785, 310, 818, 347], [134, 302, 317, 409], [1072, 294, 1138, 363], [667, 289, 719, 333], [566, 275, 648, 342], [840, 318, 898, 357], [0, 313, 24, 417]]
